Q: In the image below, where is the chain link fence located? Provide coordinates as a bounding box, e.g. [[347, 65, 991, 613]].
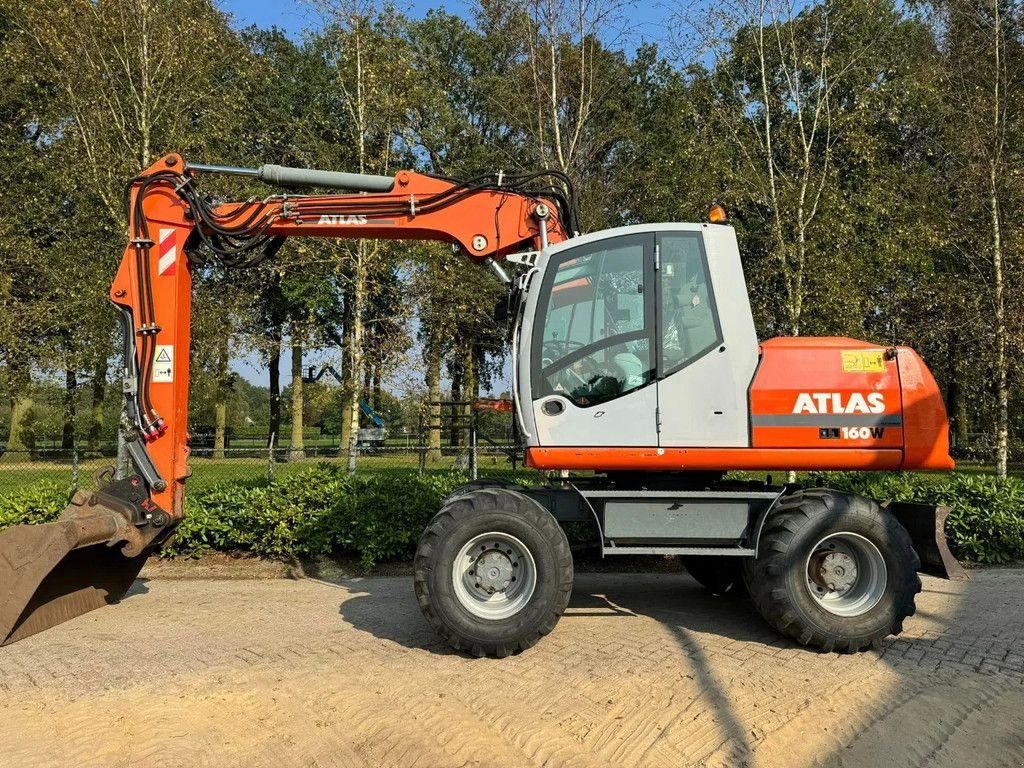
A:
[[0, 401, 542, 498], [4, 422, 1019, 499], [0, 442, 537, 498]]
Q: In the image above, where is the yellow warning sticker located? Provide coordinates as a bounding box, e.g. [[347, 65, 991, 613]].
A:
[[153, 345, 174, 383], [841, 350, 885, 373]]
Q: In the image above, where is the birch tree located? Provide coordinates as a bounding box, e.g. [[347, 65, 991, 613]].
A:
[[933, 0, 1022, 477], [4, 0, 243, 453], [309, 2, 416, 469]]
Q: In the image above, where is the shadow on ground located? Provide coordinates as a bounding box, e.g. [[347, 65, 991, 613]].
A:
[[335, 567, 793, 656], [332, 561, 1024, 767]]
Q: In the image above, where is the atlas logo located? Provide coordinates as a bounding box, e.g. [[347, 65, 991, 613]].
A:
[[793, 392, 885, 415], [318, 214, 368, 225]]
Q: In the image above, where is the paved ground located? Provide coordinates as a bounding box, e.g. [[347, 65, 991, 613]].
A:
[[1, 568, 1023, 768]]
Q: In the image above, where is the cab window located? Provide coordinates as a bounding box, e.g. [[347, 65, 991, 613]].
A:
[[533, 236, 654, 408], [659, 233, 721, 374]]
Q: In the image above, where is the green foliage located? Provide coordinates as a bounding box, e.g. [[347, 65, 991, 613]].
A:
[[1, 469, 1022, 565], [166, 466, 466, 565], [821, 472, 1024, 565], [0, 481, 65, 527]]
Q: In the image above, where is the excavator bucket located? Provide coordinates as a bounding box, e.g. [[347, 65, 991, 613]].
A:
[[0, 510, 149, 646], [886, 502, 968, 580]]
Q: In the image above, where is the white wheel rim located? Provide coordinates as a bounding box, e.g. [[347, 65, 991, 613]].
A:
[[805, 532, 887, 618], [451, 532, 537, 620]]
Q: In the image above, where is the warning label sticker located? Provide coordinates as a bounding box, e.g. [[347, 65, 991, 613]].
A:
[[841, 350, 885, 373], [153, 345, 174, 383]]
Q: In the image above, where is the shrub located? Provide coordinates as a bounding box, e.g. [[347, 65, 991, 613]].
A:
[[1, 468, 1021, 566], [166, 465, 467, 564], [0, 481, 66, 528], [820, 472, 1024, 565]]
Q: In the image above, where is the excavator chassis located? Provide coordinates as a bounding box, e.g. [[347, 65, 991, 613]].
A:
[[0, 474, 170, 646], [523, 481, 962, 573]]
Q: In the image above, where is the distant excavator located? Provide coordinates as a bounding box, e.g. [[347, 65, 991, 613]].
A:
[[303, 364, 387, 446], [0, 154, 961, 655]]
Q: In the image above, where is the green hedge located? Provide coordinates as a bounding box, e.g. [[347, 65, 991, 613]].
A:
[[0, 480, 67, 528], [170, 468, 465, 563], [1, 467, 1022, 565], [819, 472, 1024, 565], [0, 467, 465, 566]]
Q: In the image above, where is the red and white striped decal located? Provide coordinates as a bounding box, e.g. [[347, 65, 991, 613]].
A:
[[158, 228, 177, 276]]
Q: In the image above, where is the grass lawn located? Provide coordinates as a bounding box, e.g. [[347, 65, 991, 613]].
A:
[[0, 450, 532, 496], [2, 447, 1013, 498]]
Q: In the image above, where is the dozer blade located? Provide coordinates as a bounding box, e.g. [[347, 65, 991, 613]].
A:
[[886, 502, 968, 580], [0, 512, 150, 646]]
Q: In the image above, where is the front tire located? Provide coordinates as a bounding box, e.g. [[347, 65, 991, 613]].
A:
[[414, 489, 573, 657], [747, 489, 921, 653]]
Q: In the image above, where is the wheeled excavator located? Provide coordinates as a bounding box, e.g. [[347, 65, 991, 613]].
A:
[[0, 154, 963, 655]]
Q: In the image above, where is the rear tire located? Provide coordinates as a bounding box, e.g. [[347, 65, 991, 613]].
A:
[[747, 489, 921, 653], [682, 556, 747, 598], [414, 488, 573, 657]]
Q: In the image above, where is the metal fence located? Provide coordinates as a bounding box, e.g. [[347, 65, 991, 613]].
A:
[[4, 422, 1017, 499], [0, 440, 540, 498]]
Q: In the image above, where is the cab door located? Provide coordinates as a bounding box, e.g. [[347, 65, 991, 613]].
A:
[[655, 227, 759, 447], [528, 232, 659, 447]]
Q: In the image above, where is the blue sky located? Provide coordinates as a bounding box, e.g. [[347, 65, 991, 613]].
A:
[[219, 0, 678, 50]]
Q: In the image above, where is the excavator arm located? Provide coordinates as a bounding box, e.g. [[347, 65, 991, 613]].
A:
[[0, 152, 572, 645]]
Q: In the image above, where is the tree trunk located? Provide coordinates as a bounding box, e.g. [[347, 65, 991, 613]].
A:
[[61, 368, 77, 450], [372, 367, 381, 414], [88, 355, 107, 456], [946, 333, 966, 452], [268, 331, 282, 449], [449, 362, 463, 449], [289, 334, 305, 462], [339, 286, 355, 458], [1, 358, 33, 460], [425, 336, 443, 464], [990, 167, 1008, 479], [213, 336, 229, 460], [2, 364, 34, 461], [462, 345, 477, 449], [7, 394, 34, 453], [346, 250, 366, 474], [214, 399, 227, 459]]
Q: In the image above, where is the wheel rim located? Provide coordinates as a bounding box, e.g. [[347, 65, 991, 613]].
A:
[[451, 532, 537, 620], [804, 532, 887, 617]]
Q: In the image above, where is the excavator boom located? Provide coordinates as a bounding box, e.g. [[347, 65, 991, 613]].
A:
[[0, 154, 570, 645]]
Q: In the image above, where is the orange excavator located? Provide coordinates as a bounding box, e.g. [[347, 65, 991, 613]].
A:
[[0, 154, 962, 655]]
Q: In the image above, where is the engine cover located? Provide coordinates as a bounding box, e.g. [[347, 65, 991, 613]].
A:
[[749, 337, 953, 471]]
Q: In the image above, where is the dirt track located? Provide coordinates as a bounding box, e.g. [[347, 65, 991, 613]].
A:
[[1, 568, 1022, 767]]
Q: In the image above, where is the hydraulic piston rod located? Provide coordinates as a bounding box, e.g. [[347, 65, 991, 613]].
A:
[[185, 162, 396, 192]]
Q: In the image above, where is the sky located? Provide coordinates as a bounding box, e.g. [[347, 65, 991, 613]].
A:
[[219, 0, 681, 51], [217, 0, 680, 396]]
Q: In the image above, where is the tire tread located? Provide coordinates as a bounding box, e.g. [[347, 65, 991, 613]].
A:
[[414, 488, 572, 658], [748, 488, 922, 653]]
